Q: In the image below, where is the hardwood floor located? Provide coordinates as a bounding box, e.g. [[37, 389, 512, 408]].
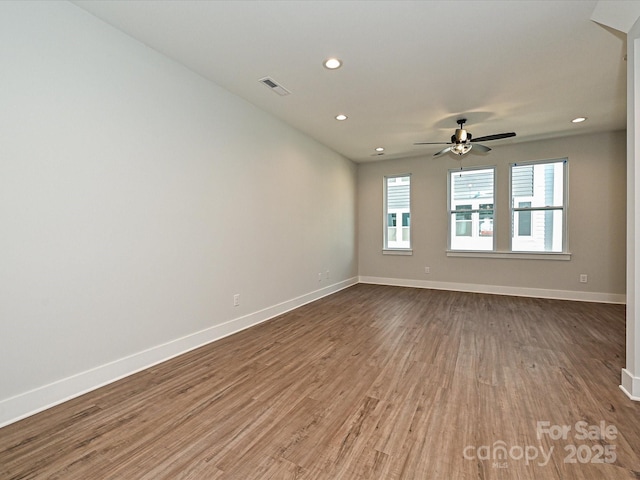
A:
[[1, 284, 639, 479]]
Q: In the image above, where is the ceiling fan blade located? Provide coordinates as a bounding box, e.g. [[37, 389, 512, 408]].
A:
[[414, 142, 451, 145], [471, 132, 516, 143], [472, 143, 491, 153], [434, 146, 452, 157]]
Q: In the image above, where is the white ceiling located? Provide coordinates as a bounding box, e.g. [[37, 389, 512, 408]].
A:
[[72, 0, 629, 163]]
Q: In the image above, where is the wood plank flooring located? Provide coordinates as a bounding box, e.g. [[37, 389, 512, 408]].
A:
[[1, 284, 639, 479]]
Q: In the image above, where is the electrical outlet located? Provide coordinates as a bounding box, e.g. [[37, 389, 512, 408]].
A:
[[318, 272, 322, 282], [425, 266, 431, 274], [233, 294, 240, 306], [325, 270, 330, 280], [579, 274, 588, 283]]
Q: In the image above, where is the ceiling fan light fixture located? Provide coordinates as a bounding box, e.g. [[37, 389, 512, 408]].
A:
[[375, 147, 384, 152], [451, 144, 472, 156]]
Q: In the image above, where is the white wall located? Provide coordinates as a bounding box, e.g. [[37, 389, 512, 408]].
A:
[[0, 1, 357, 426], [358, 131, 626, 302]]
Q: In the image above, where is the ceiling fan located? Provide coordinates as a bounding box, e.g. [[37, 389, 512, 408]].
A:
[[415, 118, 516, 156]]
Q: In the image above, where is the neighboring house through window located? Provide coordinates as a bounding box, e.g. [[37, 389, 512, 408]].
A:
[[448, 167, 495, 251], [386, 159, 566, 256], [384, 175, 411, 250], [511, 159, 567, 252]]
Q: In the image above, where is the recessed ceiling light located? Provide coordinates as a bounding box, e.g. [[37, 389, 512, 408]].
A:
[[375, 147, 384, 152], [324, 58, 342, 69], [572, 117, 587, 123], [335, 114, 348, 121]]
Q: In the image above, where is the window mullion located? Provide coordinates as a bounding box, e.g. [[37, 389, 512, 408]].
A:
[[513, 206, 563, 212]]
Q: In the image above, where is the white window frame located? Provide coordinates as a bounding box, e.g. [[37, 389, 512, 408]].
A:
[[383, 174, 412, 255], [447, 166, 496, 252], [509, 158, 568, 254]]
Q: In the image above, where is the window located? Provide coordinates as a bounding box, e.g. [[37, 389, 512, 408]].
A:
[[510, 159, 567, 252], [448, 167, 495, 251], [384, 175, 411, 249]]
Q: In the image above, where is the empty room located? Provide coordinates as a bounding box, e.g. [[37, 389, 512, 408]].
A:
[[1, 1, 640, 479]]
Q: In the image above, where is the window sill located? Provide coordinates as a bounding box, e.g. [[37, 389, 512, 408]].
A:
[[446, 250, 571, 261], [383, 249, 413, 256]]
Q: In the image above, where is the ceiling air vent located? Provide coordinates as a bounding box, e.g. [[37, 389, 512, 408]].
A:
[[259, 77, 291, 96]]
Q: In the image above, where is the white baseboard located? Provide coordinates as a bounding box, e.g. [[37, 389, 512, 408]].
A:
[[620, 369, 640, 401], [358, 276, 626, 304], [0, 277, 358, 428]]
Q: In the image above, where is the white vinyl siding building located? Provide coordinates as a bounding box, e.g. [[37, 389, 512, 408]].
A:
[[511, 159, 566, 252], [384, 175, 411, 250], [449, 167, 495, 251]]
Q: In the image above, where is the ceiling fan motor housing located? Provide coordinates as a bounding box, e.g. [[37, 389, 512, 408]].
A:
[[454, 128, 469, 144]]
